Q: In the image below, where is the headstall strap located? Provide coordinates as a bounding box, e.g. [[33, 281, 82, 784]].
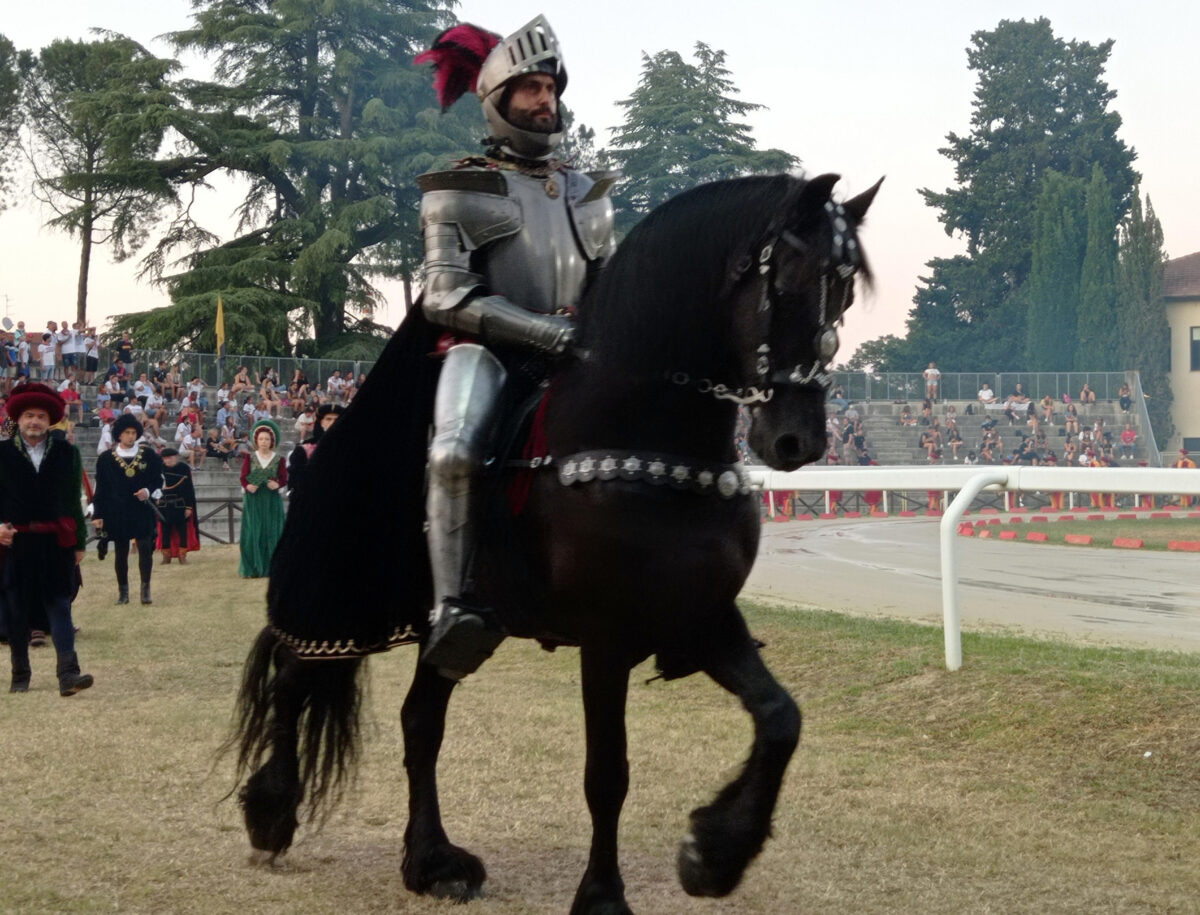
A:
[[556, 450, 751, 499]]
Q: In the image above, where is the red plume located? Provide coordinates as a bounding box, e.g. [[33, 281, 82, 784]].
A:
[[414, 24, 501, 110]]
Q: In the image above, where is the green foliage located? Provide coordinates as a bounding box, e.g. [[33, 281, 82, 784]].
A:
[[0, 34, 20, 208], [1117, 191, 1173, 445], [1026, 171, 1086, 369], [867, 17, 1139, 372], [604, 43, 799, 235], [1075, 163, 1120, 369], [20, 35, 179, 323], [117, 0, 480, 354]]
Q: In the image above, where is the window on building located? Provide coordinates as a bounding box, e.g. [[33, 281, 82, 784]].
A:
[[1192, 327, 1200, 371]]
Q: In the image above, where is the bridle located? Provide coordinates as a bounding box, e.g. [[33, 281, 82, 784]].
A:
[[670, 199, 863, 406]]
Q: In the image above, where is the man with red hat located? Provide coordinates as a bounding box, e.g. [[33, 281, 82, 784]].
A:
[[0, 382, 93, 695]]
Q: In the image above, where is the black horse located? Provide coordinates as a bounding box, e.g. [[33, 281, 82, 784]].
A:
[[227, 172, 880, 914]]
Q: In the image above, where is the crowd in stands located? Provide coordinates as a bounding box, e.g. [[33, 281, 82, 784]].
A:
[[1, 327, 363, 472]]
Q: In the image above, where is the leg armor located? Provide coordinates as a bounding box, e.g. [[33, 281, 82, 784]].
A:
[[422, 344, 508, 680]]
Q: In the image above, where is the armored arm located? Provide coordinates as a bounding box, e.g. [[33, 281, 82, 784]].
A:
[[418, 170, 575, 356]]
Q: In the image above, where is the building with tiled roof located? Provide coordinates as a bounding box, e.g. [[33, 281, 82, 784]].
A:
[[1164, 251, 1200, 454]]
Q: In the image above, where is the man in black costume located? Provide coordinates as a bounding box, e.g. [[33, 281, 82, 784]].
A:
[[0, 383, 93, 695], [157, 447, 197, 565], [286, 403, 343, 497], [92, 415, 163, 604]]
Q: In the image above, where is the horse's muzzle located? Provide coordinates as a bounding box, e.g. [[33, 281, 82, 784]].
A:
[[748, 387, 827, 471]]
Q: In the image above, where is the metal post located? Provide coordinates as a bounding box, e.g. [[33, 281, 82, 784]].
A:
[[940, 470, 1008, 671]]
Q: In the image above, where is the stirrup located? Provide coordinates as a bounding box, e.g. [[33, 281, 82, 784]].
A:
[[421, 599, 506, 681]]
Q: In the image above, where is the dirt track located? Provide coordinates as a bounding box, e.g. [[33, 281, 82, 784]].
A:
[[745, 516, 1200, 652]]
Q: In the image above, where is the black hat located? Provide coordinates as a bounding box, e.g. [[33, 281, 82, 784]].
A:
[[160, 447, 179, 457], [113, 414, 144, 439], [316, 403, 346, 420]]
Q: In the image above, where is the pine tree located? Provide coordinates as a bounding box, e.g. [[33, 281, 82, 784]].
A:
[[1117, 191, 1173, 445], [1075, 163, 1120, 370], [604, 43, 798, 235], [1026, 171, 1086, 369], [0, 34, 20, 209], [117, 0, 478, 357], [20, 36, 177, 324]]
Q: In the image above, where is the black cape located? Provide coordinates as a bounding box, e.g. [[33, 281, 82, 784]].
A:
[[266, 308, 440, 658]]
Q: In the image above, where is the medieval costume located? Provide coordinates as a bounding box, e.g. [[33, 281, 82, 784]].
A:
[[156, 448, 199, 563], [93, 415, 164, 604], [411, 16, 616, 678], [239, 419, 287, 578], [286, 403, 343, 498], [0, 383, 93, 695]]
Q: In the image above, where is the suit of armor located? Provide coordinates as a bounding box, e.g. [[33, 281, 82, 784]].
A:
[[419, 160, 616, 678]]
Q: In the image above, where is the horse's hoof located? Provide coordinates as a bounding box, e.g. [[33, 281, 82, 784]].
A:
[[677, 828, 742, 898], [427, 878, 482, 902], [402, 841, 486, 901], [569, 884, 635, 915], [247, 848, 286, 868]]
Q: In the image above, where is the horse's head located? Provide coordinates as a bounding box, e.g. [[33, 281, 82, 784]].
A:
[[727, 174, 882, 470]]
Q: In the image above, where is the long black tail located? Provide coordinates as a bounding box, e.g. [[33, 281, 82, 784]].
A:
[[223, 626, 367, 828]]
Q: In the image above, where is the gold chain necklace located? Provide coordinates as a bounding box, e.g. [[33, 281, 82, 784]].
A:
[[113, 447, 146, 479]]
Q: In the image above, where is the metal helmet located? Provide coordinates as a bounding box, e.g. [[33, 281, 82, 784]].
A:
[[477, 14, 567, 161]]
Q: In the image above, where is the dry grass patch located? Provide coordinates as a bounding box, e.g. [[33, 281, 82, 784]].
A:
[[2, 546, 1198, 913], [1001, 518, 1200, 550]]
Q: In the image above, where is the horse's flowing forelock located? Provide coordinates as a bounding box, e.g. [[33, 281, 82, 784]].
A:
[[580, 174, 803, 378]]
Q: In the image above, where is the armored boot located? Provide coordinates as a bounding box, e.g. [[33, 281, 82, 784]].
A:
[[56, 651, 94, 696], [420, 344, 508, 681]]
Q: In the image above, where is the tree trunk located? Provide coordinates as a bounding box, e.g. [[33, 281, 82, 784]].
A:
[[76, 206, 93, 327]]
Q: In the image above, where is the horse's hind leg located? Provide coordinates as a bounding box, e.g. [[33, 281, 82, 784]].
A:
[[401, 661, 486, 901], [678, 610, 800, 898], [571, 644, 634, 915]]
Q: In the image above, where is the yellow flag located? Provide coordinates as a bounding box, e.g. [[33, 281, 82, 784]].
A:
[[216, 295, 226, 357]]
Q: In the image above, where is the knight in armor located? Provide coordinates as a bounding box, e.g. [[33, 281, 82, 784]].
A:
[[414, 16, 617, 679]]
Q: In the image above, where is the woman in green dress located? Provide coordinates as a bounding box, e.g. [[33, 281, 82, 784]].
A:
[[238, 418, 287, 578]]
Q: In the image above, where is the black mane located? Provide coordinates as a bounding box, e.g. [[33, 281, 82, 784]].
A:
[[579, 174, 804, 377]]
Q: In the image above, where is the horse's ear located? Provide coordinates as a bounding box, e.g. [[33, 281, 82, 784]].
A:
[[843, 177, 885, 222], [797, 173, 841, 212]]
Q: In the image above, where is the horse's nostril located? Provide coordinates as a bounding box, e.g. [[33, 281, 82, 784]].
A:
[[776, 434, 801, 461]]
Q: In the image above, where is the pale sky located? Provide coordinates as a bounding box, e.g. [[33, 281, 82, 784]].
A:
[[2, 1, 1198, 362]]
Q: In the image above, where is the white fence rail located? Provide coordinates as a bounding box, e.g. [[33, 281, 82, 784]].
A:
[[746, 465, 1200, 672]]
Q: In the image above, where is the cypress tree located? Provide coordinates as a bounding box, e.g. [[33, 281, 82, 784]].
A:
[[1075, 163, 1120, 369], [1025, 171, 1086, 369]]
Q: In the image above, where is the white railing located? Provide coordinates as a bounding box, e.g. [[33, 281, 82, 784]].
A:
[[747, 465, 1200, 672]]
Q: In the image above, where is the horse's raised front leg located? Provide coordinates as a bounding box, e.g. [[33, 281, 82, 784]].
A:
[[571, 644, 634, 915], [678, 610, 801, 898], [401, 660, 486, 901]]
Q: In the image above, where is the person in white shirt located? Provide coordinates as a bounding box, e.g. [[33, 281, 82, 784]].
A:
[[16, 338, 30, 379], [143, 389, 165, 437], [82, 329, 100, 383], [37, 334, 57, 381], [132, 373, 153, 402], [174, 419, 190, 444], [326, 370, 346, 400], [977, 384, 996, 405]]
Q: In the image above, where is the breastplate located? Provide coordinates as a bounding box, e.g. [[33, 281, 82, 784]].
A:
[[480, 172, 588, 315]]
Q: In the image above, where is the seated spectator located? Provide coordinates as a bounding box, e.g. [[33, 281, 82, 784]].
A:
[[186, 377, 208, 411], [205, 426, 232, 469], [1063, 404, 1080, 436], [963, 450, 979, 465], [163, 364, 182, 401], [230, 365, 253, 397], [1119, 423, 1137, 459], [215, 382, 231, 406], [1005, 382, 1030, 404], [1118, 382, 1132, 413], [977, 383, 997, 404], [919, 429, 938, 459], [143, 387, 165, 437], [132, 372, 153, 403], [946, 424, 963, 460], [899, 404, 917, 426], [97, 398, 117, 426], [1040, 394, 1055, 424], [60, 379, 85, 423], [294, 405, 316, 440], [1079, 382, 1096, 404], [828, 384, 848, 412], [181, 422, 206, 468], [261, 385, 283, 417]]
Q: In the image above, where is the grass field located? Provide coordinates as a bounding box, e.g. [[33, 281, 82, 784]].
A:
[[2, 545, 1199, 914], [983, 518, 1200, 550]]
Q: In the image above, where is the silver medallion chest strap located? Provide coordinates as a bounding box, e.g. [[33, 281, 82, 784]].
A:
[[547, 450, 751, 499]]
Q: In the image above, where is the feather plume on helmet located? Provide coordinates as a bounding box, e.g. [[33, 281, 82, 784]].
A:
[[414, 24, 502, 110]]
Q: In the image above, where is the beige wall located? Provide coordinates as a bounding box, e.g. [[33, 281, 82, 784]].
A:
[[1166, 296, 1200, 453]]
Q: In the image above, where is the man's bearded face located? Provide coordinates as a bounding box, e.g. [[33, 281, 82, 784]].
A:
[[505, 73, 558, 133]]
